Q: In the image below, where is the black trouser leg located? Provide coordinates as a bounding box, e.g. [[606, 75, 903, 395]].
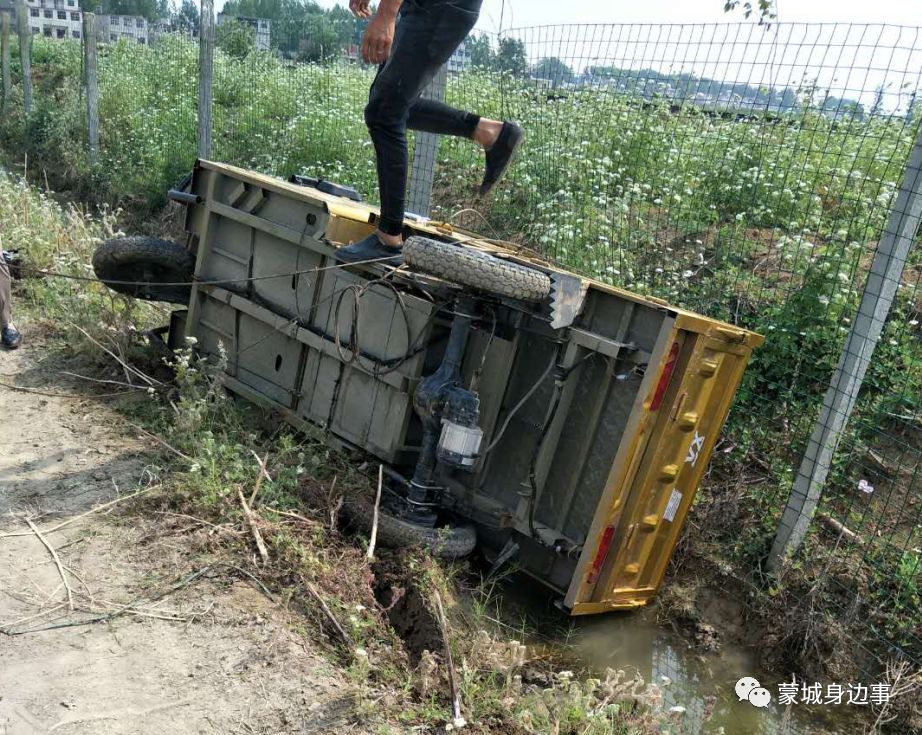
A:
[[364, 0, 483, 236]]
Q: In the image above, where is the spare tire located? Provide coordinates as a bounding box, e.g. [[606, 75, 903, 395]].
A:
[[93, 236, 195, 305], [403, 236, 552, 302], [344, 494, 477, 560]]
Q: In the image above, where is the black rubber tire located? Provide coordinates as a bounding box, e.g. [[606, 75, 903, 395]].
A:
[[92, 236, 195, 305], [345, 494, 477, 560], [403, 236, 552, 302]]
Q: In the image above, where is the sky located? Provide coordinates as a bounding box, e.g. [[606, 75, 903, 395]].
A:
[[213, 0, 922, 110], [301, 0, 921, 32]]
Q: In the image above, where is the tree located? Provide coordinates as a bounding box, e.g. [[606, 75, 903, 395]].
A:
[[870, 83, 889, 116], [467, 34, 494, 68], [723, 0, 776, 24], [217, 19, 257, 59], [495, 37, 527, 77], [218, 0, 358, 57], [533, 57, 573, 87], [84, 0, 163, 21], [174, 0, 199, 35], [293, 14, 341, 62]]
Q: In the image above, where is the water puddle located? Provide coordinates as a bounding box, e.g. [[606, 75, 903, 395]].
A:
[[569, 610, 850, 734], [488, 576, 856, 734]]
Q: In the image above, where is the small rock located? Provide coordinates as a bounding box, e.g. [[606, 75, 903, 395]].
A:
[[93, 472, 107, 481], [693, 622, 720, 653]]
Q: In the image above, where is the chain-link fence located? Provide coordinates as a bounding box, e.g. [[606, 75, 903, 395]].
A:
[[1, 8, 920, 680]]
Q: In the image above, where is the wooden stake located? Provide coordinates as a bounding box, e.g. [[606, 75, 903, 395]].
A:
[[433, 589, 464, 728], [26, 518, 74, 611], [237, 489, 270, 565], [304, 580, 349, 644], [366, 464, 383, 561], [248, 450, 271, 507]]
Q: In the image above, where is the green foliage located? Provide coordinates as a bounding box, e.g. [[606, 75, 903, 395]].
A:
[[216, 19, 258, 60], [532, 57, 573, 87], [467, 33, 493, 69], [495, 37, 527, 77], [723, 0, 776, 24], [83, 0, 167, 21], [174, 0, 199, 35]]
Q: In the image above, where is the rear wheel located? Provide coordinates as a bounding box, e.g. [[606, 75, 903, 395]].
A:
[[403, 236, 552, 302], [93, 236, 195, 304], [345, 494, 477, 560]]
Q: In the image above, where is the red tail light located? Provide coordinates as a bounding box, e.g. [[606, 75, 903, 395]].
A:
[[587, 525, 616, 585], [649, 342, 680, 411]]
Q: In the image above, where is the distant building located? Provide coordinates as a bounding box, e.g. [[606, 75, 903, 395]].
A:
[[97, 14, 149, 45], [447, 38, 470, 73], [0, 1, 154, 44], [10, 0, 85, 41], [150, 18, 196, 41], [343, 38, 468, 71], [217, 13, 271, 51]]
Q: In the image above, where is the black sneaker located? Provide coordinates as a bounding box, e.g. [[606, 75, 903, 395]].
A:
[[479, 121, 525, 197], [1, 324, 22, 350], [335, 233, 403, 266]]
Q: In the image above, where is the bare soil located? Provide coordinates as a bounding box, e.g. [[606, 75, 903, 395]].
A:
[[0, 335, 368, 735]]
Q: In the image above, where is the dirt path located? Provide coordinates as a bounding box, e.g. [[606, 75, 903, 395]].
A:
[[0, 337, 364, 734]]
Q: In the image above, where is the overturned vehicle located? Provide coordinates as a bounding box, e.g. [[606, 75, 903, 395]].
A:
[[93, 161, 762, 615]]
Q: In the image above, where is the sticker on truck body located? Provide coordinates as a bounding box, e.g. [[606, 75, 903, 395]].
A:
[[663, 489, 682, 522]]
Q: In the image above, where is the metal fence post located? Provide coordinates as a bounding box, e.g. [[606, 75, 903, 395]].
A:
[[1, 11, 10, 114], [767, 122, 922, 571], [407, 65, 447, 218], [14, 0, 30, 114], [197, 0, 215, 159], [83, 13, 99, 165]]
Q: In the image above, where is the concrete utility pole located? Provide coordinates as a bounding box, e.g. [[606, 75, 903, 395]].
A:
[[197, 0, 215, 159], [14, 0, 31, 113], [83, 13, 99, 164], [1, 11, 11, 114], [767, 122, 922, 571], [406, 64, 448, 218]]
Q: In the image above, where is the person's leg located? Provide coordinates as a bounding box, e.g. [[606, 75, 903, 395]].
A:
[[368, 2, 482, 235], [0, 257, 20, 349], [338, 0, 482, 263], [406, 97, 503, 145], [0, 258, 12, 328], [407, 98, 521, 195]]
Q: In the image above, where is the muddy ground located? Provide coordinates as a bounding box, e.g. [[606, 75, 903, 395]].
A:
[[0, 330, 368, 734]]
